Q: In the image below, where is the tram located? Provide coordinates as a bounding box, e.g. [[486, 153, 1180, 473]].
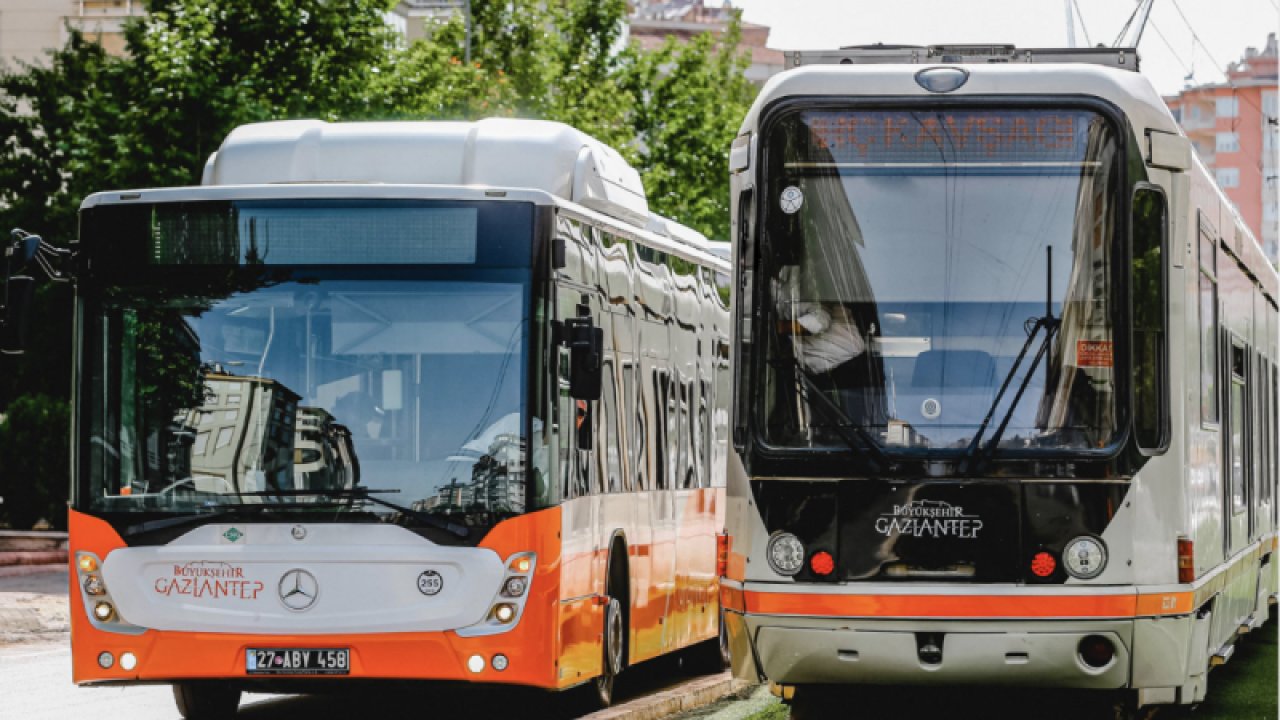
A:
[[721, 45, 1278, 716], [2, 118, 731, 717]]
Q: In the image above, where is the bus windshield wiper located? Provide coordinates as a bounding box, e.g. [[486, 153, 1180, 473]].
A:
[[777, 357, 886, 471], [239, 488, 470, 539], [120, 502, 340, 537], [961, 246, 1060, 476]]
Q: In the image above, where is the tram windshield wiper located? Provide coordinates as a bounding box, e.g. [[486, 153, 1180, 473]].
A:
[[238, 488, 471, 539], [778, 357, 886, 471], [960, 247, 1060, 475]]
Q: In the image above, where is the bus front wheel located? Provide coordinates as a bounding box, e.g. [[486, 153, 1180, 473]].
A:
[[594, 595, 625, 707], [173, 681, 241, 719]]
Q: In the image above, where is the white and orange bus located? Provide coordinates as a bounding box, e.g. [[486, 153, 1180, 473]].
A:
[[51, 118, 730, 717]]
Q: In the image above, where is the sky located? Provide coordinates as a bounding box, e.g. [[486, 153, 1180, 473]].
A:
[[731, 0, 1280, 96]]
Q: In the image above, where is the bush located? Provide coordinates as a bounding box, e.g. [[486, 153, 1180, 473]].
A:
[[0, 394, 70, 530]]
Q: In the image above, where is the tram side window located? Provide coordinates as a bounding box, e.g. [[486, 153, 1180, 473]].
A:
[[1131, 187, 1167, 449], [1272, 364, 1278, 505], [1230, 344, 1247, 513], [1198, 217, 1219, 426]]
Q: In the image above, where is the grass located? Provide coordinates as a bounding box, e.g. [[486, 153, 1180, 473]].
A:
[[1165, 614, 1278, 720], [740, 616, 1278, 720]]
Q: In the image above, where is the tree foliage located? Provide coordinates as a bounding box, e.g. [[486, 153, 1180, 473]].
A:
[[0, 0, 757, 513], [0, 395, 70, 529]]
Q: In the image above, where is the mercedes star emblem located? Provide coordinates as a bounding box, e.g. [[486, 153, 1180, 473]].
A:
[[278, 569, 319, 611]]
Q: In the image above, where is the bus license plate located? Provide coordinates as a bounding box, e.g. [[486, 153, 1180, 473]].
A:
[[246, 648, 349, 675]]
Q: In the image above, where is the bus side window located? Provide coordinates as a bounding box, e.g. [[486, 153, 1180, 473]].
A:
[[653, 370, 668, 490]]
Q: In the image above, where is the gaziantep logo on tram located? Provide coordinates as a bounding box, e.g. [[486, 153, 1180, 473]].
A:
[[874, 500, 984, 540]]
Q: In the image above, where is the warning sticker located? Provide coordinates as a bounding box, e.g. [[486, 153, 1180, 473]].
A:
[[1076, 340, 1114, 368]]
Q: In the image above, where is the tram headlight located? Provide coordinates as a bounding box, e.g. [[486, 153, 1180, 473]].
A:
[[1063, 536, 1107, 580], [493, 603, 517, 623], [766, 532, 805, 577]]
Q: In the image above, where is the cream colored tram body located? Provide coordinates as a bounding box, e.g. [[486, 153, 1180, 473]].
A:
[[722, 45, 1278, 713]]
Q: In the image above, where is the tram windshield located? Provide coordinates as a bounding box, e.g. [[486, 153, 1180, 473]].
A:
[[759, 108, 1121, 455], [76, 199, 543, 543]]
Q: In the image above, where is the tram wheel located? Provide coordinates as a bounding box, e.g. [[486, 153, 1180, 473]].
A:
[[786, 686, 836, 720], [173, 681, 241, 719], [1109, 691, 1161, 720]]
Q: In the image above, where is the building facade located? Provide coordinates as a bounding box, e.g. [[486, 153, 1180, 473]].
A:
[[1165, 33, 1279, 264], [0, 0, 143, 68], [629, 0, 783, 85]]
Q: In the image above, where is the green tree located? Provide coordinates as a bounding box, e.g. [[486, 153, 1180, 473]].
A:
[[0, 395, 71, 529], [620, 25, 757, 240]]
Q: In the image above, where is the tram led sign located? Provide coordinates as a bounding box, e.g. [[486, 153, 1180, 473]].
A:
[[796, 110, 1097, 166]]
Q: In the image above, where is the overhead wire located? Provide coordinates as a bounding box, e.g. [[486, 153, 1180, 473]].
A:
[[1146, 19, 1192, 78], [1163, 0, 1276, 158], [1071, 0, 1092, 47]]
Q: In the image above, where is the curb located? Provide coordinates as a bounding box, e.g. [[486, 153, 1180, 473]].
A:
[[0, 563, 67, 579], [581, 673, 753, 720], [0, 551, 67, 567]]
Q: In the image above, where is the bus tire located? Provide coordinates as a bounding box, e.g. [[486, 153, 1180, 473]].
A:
[[593, 540, 630, 708], [594, 595, 625, 707], [173, 681, 240, 719]]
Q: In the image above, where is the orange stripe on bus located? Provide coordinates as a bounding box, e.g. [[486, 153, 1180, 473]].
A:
[[744, 591, 1150, 619]]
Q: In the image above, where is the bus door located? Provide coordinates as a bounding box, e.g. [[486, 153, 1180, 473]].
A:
[[556, 279, 601, 602]]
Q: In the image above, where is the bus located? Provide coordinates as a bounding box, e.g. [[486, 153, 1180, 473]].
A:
[[720, 45, 1279, 718], [32, 118, 731, 717]]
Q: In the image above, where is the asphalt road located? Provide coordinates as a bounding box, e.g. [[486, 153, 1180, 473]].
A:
[[0, 569, 736, 720], [0, 634, 740, 720]]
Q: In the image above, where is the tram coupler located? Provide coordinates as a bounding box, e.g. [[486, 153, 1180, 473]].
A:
[[916, 632, 944, 666]]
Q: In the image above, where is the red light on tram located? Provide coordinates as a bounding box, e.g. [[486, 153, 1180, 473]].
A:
[[1177, 537, 1195, 583], [810, 551, 835, 576], [1031, 552, 1057, 578]]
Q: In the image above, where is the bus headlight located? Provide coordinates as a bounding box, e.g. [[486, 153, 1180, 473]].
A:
[[502, 576, 528, 597], [93, 602, 115, 621], [493, 604, 517, 623], [1063, 536, 1107, 580], [83, 575, 106, 596], [766, 532, 805, 576]]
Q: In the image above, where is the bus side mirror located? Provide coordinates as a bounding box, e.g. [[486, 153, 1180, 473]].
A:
[[566, 317, 603, 401], [0, 275, 35, 354]]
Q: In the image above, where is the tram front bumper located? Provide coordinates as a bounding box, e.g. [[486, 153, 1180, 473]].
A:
[[745, 616, 1133, 689]]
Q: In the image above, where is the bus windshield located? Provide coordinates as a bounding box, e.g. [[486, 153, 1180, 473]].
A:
[[78, 199, 541, 542], [759, 108, 1121, 456]]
